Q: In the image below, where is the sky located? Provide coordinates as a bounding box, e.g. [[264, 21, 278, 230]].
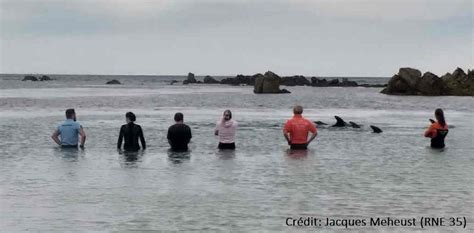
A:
[[0, 0, 472, 76]]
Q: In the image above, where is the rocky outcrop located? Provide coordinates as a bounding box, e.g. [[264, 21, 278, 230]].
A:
[[381, 67, 473, 96], [181, 72, 385, 88], [203, 75, 219, 84], [280, 75, 310, 86], [254, 71, 290, 94], [220, 74, 256, 86], [22, 75, 54, 81], [310, 77, 358, 87], [183, 72, 197, 84], [441, 68, 474, 96], [106, 79, 121, 85], [22, 75, 38, 81], [39, 75, 52, 81]]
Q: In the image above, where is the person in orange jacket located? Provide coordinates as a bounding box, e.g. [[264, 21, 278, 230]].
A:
[[283, 105, 318, 150], [424, 108, 449, 149]]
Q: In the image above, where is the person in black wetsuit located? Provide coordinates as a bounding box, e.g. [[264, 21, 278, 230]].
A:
[[167, 112, 192, 152], [117, 112, 146, 152]]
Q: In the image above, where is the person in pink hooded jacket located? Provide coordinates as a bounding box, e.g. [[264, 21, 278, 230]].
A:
[[214, 110, 238, 150]]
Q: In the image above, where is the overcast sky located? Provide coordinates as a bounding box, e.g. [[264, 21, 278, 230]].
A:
[[0, 0, 472, 76]]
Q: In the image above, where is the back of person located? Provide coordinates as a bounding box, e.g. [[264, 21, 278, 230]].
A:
[[284, 115, 316, 145], [167, 123, 192, 151], [58, 119, 81, 146], [118, 122, 145, 151], [216, 120, 237, 143], [425, 122, 449, 148]]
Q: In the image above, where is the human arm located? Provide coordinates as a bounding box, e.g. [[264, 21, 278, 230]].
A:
[[424, 123, 437, 138], [187, 127, 192, 143], [51, 129, 61, 145], [79, 126, 86, 147], [283, 121, 291, 145], [117, 126, 123, 149], [139, 126, 146, 150], [307, 122, 318, 145]]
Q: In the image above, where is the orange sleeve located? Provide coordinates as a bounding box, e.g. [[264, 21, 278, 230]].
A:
[[308, 121, 317, 133], [424, 124, 437, 138], [283, 120, 291, 134]]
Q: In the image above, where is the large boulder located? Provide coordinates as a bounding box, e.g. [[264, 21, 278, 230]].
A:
[[203, 75, 219, 84], [22, 75, 38, 81], [254, 71, 290, 94], [183, 72, 197, 85], [381, 67, 422, 95], [281, 75, 310, 86], [416, 72, 444, 95], [398, 67, 421, 87], [381, 67, 473, 96], [106, 79, 121, 85]]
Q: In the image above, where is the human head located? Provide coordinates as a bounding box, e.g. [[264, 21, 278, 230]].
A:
[[65, 108, 76, 120], [174, 112, 184, 122], [435, 108, 445, 126], [223, 109, 232, 121], [293, 105, 303, 115], [125, 112, 136, 123]]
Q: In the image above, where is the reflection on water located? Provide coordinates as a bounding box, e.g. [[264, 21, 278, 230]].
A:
[[285, 148, 309, 158], [167, 149, 191, 164], [118, 150, 145, 168], [54, 147, 84, 161], [215, 149, 236, 160]]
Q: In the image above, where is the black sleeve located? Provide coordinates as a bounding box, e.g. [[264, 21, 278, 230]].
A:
[[187, 126, 192, 142], [117, 126, 124, 149], [167, 127, 171, 140], [139, 125, 146, 150]]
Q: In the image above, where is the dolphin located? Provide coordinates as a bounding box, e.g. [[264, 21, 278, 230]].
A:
[[314, 121, 328, 125], [349, 121, 361, 128], [332, 116, 348, 127], [370, 125, 383, 133]]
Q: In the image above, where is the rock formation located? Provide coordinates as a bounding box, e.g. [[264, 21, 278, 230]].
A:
[[183, 72, 197, 84], [254, 71, 290, 94], [203, 75, 219, 84], [22, 75, 38, 81], [381, 67, 473, 96]]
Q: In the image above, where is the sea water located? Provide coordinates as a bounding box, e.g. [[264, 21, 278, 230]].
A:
[[0, 75, 472, 231]]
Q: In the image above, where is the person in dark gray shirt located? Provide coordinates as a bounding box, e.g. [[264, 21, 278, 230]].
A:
[[117, 112, 146, 152], [167, 112, 192, 152]]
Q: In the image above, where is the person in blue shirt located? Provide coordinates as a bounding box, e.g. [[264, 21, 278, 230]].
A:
[[51, 109, 86, 148]]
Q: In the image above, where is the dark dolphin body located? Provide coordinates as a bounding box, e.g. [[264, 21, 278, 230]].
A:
[[314, 121, 328, 125], [314, 116, 382, 133], [332, 116, 348, 127], [370, 125, 383, 133], [349, 121, 361, 128]]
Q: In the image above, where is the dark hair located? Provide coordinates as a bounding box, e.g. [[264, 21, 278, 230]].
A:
[[65, 108, 75, 119], [223, 109, 232, 119], [435, 108, 446, 127], [174, 112, 184, 122], [126, 112, 136, 122]]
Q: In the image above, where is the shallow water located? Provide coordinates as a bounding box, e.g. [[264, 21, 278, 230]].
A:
[[0, 75, 473, 231]]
